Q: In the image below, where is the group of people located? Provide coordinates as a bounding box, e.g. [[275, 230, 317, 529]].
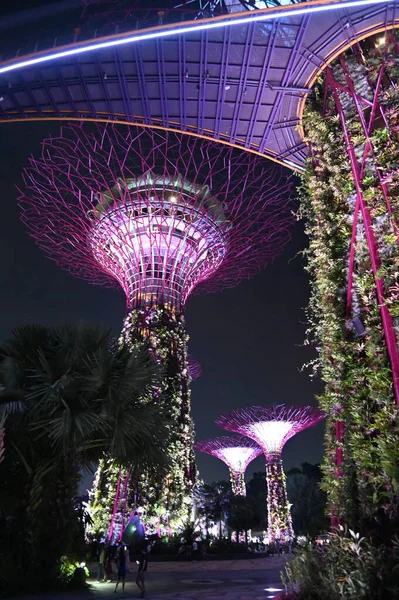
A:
[[178, 538, 207, 560], [95, 541, 150, 597]]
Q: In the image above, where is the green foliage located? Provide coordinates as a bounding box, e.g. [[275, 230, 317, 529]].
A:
[[0, 322, 170, 592], [198, 480, 232, 538], [300, 48, 399, 528], [58, 556, 89, 586], [119, 306, 195, 527], [282, 528, 399, 599], [286, 463, 328, 537], [227, 495, 258, 541], [246, 470, 268, 530]]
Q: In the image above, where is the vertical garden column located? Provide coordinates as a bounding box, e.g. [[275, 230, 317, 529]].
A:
[[301, 38, 399, 530], [229, 469, 246, 497], [121, 306, 196, 529], [265, 454, 293, 543]]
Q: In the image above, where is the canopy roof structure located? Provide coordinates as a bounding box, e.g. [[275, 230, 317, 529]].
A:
[[1, 0, 398, 170]]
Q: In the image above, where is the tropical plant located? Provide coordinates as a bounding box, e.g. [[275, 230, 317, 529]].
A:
[[282, 527, 399, 599], [227, 495, 257, 544], [200, 480, 232, 539], [0, 323, 171, 592], [0, 385, 24, 464], [286, 463, 328, 537]]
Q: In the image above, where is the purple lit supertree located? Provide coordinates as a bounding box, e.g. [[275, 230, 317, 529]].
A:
[[19, 123, 292, 530], [188, 355, 201, 381], [216, 404, 324, 542], [195, 436, 262, 496]]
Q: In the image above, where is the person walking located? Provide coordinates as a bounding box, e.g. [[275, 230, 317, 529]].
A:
[[114, 545, 127, 593], [96, 542, 106, 582], [104, 545, 114, 582], [135, 542, 149, 598]]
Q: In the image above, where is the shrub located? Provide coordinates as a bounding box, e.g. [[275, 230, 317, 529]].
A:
[[282, 528, 399, 599]]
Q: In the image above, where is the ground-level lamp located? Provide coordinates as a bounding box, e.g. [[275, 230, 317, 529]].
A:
[[216, 404, 324, 543], [195, 435, 262, 496]]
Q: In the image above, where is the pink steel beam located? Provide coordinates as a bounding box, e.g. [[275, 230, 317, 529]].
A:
[[107, 468, 122, 544]]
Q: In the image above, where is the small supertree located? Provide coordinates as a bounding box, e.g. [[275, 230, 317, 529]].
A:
[[216, 404, 324, 542], [195, 436, 262, 496], [19, 123, 292, 529]]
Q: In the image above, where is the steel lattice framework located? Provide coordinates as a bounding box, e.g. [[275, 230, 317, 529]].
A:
[[1, 1, 399, 170], [19, 123, 292, 311], [195, 435, 262, 495], [216, 404, 324, 541]]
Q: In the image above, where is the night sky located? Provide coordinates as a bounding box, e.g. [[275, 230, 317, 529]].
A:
[[0, 2, 325, 487]]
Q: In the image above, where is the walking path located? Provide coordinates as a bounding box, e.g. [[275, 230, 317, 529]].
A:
[[16, 556, 288, 600]]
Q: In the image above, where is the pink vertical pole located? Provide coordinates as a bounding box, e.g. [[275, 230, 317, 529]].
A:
[[108, 469, 122, 544], [117, 466, 132, 543]]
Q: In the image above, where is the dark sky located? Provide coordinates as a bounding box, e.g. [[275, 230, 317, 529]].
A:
[[0, 2, 324, 486]]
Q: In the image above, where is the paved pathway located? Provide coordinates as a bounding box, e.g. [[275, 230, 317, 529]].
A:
[[17, 556, 288, 600]]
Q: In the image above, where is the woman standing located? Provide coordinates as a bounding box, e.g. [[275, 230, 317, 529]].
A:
[[114, 545, 127, 593]]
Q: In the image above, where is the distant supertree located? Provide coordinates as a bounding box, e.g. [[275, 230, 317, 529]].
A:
[[19, 123, 292, 531], [216, 404, 324, 542], [195, 436, 262, 496], [188, 355, 201, 380]]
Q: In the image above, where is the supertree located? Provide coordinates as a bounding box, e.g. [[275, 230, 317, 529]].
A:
[[19, 123, 293, 532], [216, 404, 324, 542], [195, 435, 262, 496]]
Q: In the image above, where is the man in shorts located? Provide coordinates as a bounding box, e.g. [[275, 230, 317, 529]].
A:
[[135, 543, 149, 598]]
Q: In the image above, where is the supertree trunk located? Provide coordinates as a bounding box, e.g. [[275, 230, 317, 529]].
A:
[[265, 454, 293, 543], [229, 469, 246, 497], [301, 36, 399, 530], [120, 306, 195, 528]]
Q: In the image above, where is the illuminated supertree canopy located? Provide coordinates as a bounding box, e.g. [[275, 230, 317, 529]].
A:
[[195, 435, 262, 496], [216, 404, 324, 542], [19, 123, 292, 530], [20, 123, 292, 311]]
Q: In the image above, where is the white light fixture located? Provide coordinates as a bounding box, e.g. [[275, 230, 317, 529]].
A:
[[0, 0, 393, 75]]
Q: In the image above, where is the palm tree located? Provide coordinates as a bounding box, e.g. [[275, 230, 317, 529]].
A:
[[0, 386, 25, 465], [0, 323, 171, 589], [201, 480, 232, 539]]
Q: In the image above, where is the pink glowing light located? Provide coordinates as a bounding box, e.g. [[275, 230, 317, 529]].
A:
[[196, 435, 262, 496], [19, 123, 293, 311], [216, 404, 324, 540], [216, 404, 324, 455], [196, 436, 262, 472]]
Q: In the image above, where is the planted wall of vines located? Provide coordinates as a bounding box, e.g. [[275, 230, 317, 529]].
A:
[[300, 38, 399, 535]]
